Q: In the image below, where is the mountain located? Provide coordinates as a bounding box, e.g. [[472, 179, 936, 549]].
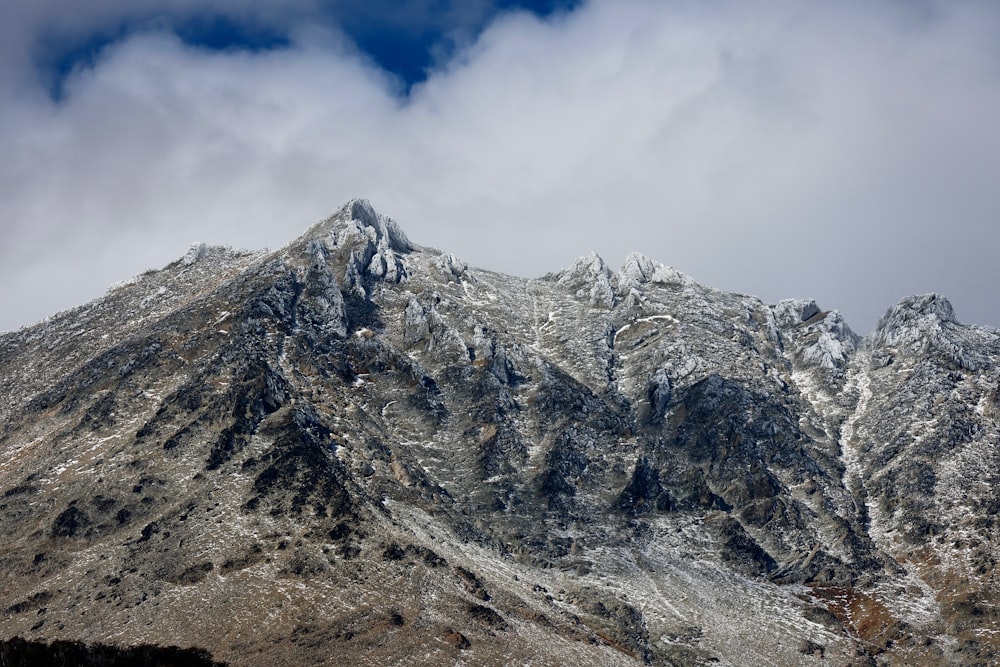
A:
[[1, 200, 998, 666]]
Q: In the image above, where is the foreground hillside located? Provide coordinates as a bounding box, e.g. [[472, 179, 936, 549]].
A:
[[1, 201, 998, 665]]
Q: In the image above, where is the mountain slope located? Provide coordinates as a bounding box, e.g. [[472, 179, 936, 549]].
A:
[[1, 200, 998, 666]]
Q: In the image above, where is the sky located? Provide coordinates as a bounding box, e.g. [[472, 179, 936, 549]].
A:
[[1, 0, 999, 334]]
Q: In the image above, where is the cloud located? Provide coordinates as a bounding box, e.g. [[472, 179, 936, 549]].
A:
[[1, 0, 1000, 333]]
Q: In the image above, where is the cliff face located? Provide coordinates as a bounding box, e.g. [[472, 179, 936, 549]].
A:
[[1, 200, 998, 666]]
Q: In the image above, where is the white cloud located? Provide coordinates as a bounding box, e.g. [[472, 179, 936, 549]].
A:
[[2, 0, 1000, 332]]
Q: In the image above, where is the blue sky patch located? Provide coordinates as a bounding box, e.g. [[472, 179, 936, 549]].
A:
[[35, 0, 579, 101]]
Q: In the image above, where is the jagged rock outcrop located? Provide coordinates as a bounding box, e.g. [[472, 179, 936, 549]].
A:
[[554, 251, 617, 308], [773, 299, 859, 393], [1, 200, 998, 666], [617, 252, 692, 291]]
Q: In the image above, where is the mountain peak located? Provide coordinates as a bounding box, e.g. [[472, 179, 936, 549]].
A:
[[772, 299, 858, 372], [871, 293, 958, 348], [553, 251, 616, 307], [3, 202, 999, 666], [299, 198, 412, 255], [181, 242, 209, 265], [618, 252, 691, 291], [869, 293, 992, 370], [291, 199, 413, 295], [556, 251, 612, 283], [878, 293, 957, 327], [772, 298, 823, 327]]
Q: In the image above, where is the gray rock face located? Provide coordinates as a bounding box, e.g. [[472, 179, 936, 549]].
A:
[[773, 299, 859, 382], [617, 251, 691, 291], [554, 251, 617, 308], [1, 200, 998, 666]]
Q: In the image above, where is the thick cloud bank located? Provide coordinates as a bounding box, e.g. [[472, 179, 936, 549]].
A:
[[2, 0, 999, 332]]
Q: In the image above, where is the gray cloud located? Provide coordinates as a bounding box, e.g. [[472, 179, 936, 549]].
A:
[[2, 0, 1000, 333]]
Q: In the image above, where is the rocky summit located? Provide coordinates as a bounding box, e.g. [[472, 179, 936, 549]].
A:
[[1, 200, 998, 666]]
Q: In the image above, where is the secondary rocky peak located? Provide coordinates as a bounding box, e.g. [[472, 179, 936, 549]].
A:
[[772, 299, 858, 373], [433, 253, 471, 283], [772, 298, 822, 328], [873, 293, 957, 341], [554, 251, 616, 308], [170, 242, 251, 272], [181, 242, 209, 266], [868, 293, 991, 371], [870, 293, 961, 352], [557, 251, 612, 280], [617, 252, 690, 291]]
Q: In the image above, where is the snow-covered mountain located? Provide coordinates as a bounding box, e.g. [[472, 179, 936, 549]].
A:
[[1, 200, 998, 665]]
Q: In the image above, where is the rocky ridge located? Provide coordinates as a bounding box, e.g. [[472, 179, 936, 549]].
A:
[[1, 200, 998, 665]]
